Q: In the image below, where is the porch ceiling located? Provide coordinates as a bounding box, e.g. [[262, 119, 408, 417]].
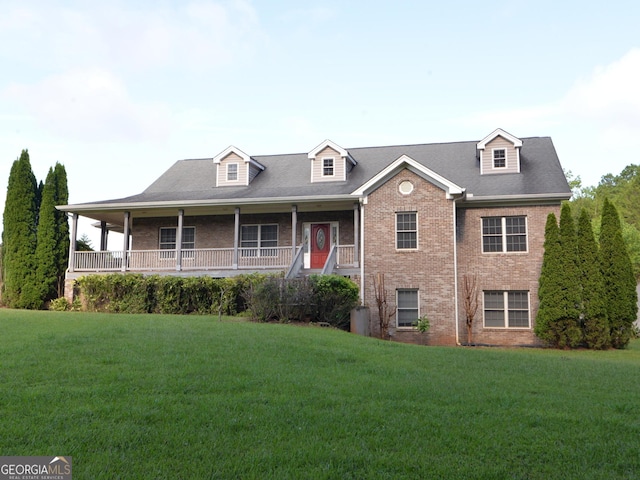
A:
[[65, 198, 358, 228]]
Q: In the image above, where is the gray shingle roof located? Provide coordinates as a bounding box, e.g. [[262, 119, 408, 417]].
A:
[[74, 136, 571, 207]]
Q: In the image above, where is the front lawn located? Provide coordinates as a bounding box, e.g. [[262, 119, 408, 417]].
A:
[[0, 309, 639, 479]]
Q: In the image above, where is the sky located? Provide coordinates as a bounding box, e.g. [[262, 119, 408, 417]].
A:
[[1, 0, 639, 248]]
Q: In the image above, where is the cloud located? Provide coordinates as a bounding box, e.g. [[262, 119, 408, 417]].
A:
[[4, 68, 171, 142], [563, 48, 640, 136], [0, 1, 264, 73]]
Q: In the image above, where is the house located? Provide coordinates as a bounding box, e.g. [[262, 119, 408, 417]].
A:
[[58, 129, 571, 346]]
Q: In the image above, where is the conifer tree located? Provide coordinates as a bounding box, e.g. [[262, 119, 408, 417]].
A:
[[535, 207, 582, 348], [599, 198, 638, 348], [1, 150, 39, 308], [576, 209, 609, 348], [53, 163, 69, 296], [35, 167, 60, 306]]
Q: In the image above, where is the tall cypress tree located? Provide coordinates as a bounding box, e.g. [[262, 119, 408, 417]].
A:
[[576, 209, 609, 348], [35, 167, 60, 306], [599, 198, 638, 348], [2, 150, 39, 308], [535, 207, 582, 348], [53, 163, 69, 297], [535, 213, 563, 345]]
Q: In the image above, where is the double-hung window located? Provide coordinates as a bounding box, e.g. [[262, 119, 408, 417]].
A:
[[241, 224, 278, 257], [482, 216, 527, 253], [159, 226, 195, 258], [483, 291, 530, 328], [227, 163, 238, 181], [396, 212, 417, 249], [493, 149, 506, 168], [322, 157, 334, 177], [397, 289, 419, 328]]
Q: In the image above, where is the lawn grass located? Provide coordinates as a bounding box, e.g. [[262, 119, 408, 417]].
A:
[[1, 309, 639, 479]]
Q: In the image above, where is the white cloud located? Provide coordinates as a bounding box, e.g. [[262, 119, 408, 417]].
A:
[[4, 68, 171, 142]]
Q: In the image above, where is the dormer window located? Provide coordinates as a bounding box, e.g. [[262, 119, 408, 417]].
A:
[[323, 158, 335, 177], [308, 140, 356, 183], [477, 129, 523, 175], [227, 163, 238, 181], [493, 149, 506, 168]]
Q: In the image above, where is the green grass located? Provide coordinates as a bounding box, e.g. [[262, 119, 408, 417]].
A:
[[1, 309, 639, 479]]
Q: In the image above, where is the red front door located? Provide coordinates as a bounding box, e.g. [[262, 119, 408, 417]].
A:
[[311, 224, 330, 269]]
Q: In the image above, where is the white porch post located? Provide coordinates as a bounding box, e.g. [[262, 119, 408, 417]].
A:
[[121, 211, 130, 272], [291, 204, 298, 258], [68, 213, 78, 273], [176, 209, 184, 271], [353, 202, 359, 268], [100, 221, 108, 251], [233, 207, 240, 269]]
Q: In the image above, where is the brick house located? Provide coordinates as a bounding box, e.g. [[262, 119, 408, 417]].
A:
[[59, 129, 571, 346]]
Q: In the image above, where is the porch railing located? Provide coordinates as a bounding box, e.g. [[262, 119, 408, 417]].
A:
[[72, 246, 298, 273]]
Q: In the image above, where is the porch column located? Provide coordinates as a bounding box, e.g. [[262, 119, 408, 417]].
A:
[[121, 211, 130, 272], [353, 202, 359, 268], [100, 221, 108, 251], [176, 209, 184, 271], [233, 207, 240, 269], [68, 213, 78, 273], [291, 205, 298, 258]]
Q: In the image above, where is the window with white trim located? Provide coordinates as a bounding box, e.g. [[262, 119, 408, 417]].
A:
[[397, 289, 419, 328], [493, 149, 506, 168], [396, 212, 417, 249], [241, 224, 278, 257], [322, 157, 334, 177], [482, 216, 527, 253], [227, 163, 238, 181], [159, 227, 195, 258], [483, 291, 530, 328]]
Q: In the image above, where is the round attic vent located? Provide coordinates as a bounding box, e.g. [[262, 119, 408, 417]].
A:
[[399, 180, 414, 195]]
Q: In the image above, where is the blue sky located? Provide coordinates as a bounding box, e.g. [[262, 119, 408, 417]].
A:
[[1, 0, 639, 246]]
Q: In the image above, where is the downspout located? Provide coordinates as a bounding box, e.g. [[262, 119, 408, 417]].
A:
[[359, 197, 366, 304], [452, 192, 465, 346]]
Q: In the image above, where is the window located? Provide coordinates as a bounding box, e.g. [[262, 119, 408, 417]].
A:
[[482, 216, 527, 253], [241, 224, 278, 256], [159, 227, 195, 258], [493, 149, 506, 168], [227, 163, 238, 181], [484, 291, 530, 328], [397, 289, 419, 328], [396, 212, 417, 249], [322, 157, 334, 177]]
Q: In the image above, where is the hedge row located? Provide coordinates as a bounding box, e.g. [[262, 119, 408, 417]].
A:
[[75, 273, 264, 315], [73, 273, 360, 329]]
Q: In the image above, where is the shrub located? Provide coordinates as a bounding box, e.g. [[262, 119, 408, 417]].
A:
[[309, 275, 359, 329], [49, 297, 69, 311]]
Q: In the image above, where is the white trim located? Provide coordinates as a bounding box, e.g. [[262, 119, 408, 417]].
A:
[[492, 148, 507, 169], [302, 221, 339, 269], [322, 157, 335, 177], [396, 288, 419, 329], [481, 216, 529, 254], [351, 154, 464, 198], [213, 145, 265, 170], [482, 290, 531, 329], [395, 211, 418, 250], [308, 139, 356, 166], [226, 162, 239, 181], [477, 128, 523, 150]]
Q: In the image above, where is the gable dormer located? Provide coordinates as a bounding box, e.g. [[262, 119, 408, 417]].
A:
[[308, 140, 356, 183], [477, 129, 523, 175], [213, 146, 265, 187]]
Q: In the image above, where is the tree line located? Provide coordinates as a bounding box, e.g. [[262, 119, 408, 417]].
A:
[[1, 150, 69, 309], [536, 200, 637, 349]]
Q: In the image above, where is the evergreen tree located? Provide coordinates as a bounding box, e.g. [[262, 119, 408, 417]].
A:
[[599, 198, 638, 348], [576, 209, 609, 348], [53, 163, 69, 297], [535, 207, 582, 348], [35, 167, 60, 306], [1, 150, 39, 308]]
